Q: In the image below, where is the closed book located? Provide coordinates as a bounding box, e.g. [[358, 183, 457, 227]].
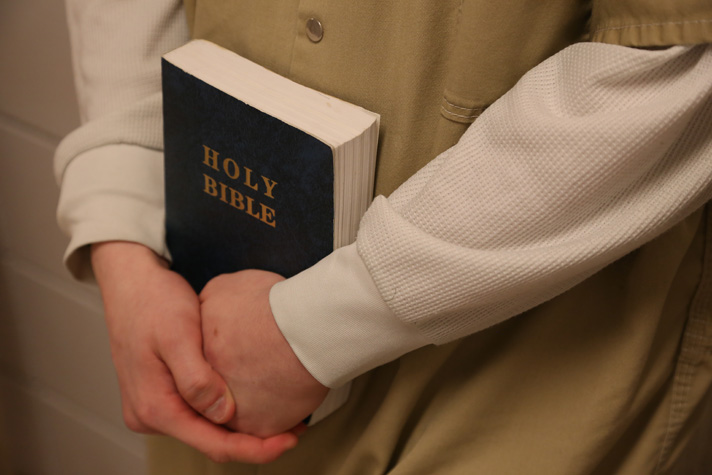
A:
[[162, 39, 380, 292]]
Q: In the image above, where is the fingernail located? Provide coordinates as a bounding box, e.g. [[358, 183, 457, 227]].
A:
[[204, 396, 227, 423]]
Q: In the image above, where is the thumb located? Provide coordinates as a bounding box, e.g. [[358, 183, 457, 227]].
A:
[[164, 349, 236, 425]]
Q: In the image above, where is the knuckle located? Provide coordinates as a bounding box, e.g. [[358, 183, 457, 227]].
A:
[[201, 275, 225, 295], [181, 373, 215, 404], [123, 411, 148, 433], [133, 403, 159, 429]]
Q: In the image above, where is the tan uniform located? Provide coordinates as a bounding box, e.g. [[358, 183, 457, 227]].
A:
[[143, 1, 712, 473]]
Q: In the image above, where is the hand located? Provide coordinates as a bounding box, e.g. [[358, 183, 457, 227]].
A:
[[92, 242, 298, 463], [200, 269, 329, 438]]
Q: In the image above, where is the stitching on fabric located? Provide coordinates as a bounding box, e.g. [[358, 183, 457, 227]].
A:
[[654, 354, 694, 474], [440, 106, 481, 120], [594, 18, 712, 34], [443, 97, 481, 112], [653, 207, 712, 474]]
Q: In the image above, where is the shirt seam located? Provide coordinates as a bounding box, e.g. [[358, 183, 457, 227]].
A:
[[440, 106, 482, 120], [653, 205, 712, 474], [593, 18, 712, 35]]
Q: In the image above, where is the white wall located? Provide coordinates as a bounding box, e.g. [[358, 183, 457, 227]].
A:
[[0, 1, 146, 473]]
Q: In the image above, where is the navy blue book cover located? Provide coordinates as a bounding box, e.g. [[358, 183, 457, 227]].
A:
[[162, 59, 334, 292]]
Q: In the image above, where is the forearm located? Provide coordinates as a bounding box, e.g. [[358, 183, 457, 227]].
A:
[[65, 0, 188, 122], [91, 241, 167, 284], [57, 145, 166, 280], [273, 42, 712, 388], [57, 0, 189, 280]]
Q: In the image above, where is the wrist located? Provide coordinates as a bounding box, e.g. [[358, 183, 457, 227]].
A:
[[91, 241, 167, 286], [57, 145, 168, 282], [270, 243, 428, 388]]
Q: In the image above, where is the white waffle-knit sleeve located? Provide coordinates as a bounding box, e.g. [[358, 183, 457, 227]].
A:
[[55, 0, 188, 280], [271, 43, 712, 388]]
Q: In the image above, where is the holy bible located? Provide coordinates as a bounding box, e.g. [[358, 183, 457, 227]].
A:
[[162, 40, 380, 291]]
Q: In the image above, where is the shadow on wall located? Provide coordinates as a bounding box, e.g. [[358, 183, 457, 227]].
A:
[[0, 266, 32, 475], [0, 409, 12, 475]]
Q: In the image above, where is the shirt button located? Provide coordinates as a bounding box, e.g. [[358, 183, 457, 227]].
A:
[[306, 17, 324, 43]]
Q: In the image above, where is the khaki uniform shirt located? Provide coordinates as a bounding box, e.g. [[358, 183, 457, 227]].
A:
[[145, 1, 712, 473]]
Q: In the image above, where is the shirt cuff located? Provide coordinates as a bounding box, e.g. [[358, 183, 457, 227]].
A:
[[56, 144, 168, 282], [269, 243, 429, 388]]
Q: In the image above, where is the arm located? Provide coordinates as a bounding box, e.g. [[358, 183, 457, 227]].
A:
[[269, 42, 712, 388], [198, 43, 712, 434], [199, 270, 329, 438], [57, 0, 299, 462], [92, 242, 298, 463], [57, 0, 188, 279]]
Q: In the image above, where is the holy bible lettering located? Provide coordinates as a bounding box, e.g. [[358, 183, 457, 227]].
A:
[[201, 145, 278, 227], [163, 40, 378, 294]]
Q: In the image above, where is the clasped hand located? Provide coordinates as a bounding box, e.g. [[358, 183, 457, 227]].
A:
[[92, 242, 328, 464], [200, 269, 329, 437]]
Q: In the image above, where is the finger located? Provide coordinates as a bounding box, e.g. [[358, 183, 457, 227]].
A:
[[156, 314, 236, 424], [163, 347, 237, 424], [161, 399, 298, 464], [128, 371, 298, 464]]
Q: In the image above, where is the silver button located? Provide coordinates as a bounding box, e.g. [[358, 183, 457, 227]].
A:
[[306, 17, 323, 43]]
